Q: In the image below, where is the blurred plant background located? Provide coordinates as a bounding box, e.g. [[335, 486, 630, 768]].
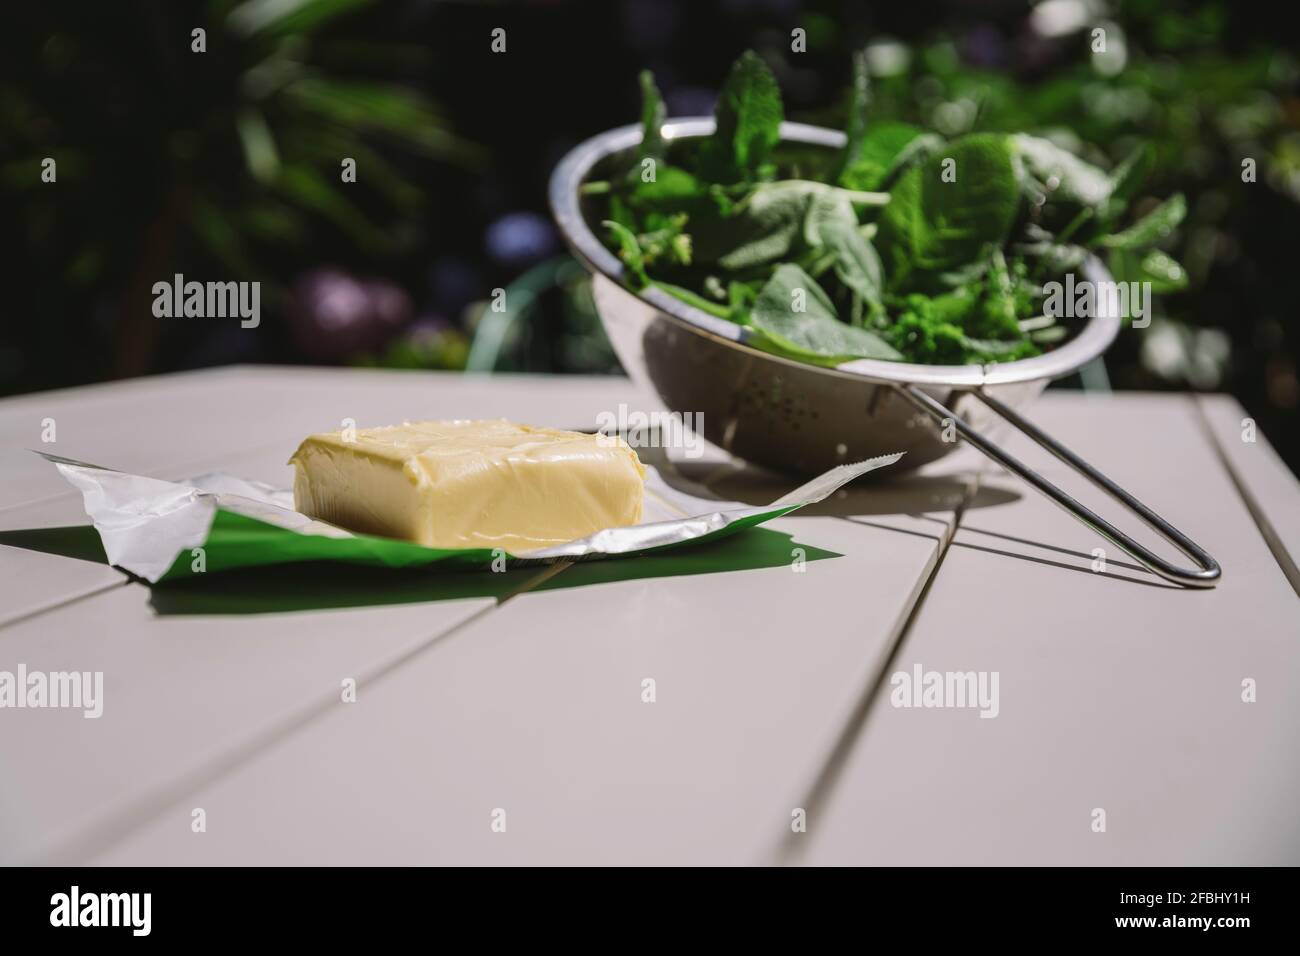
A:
[[2, 0, 1297, 468]]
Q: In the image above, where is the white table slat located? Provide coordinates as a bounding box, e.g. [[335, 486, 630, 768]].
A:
[[0, 494, 128, 628], [86, 504, 963, 865], [1197, 394, 1300, 592], [0, 565, 576, 864], [800, 393, 1300, 865]]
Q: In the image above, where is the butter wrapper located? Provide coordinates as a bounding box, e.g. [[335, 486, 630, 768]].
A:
[[39, 451, 902, 583]]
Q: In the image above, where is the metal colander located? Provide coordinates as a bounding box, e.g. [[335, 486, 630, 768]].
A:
[[551, 119, 1220, 587]]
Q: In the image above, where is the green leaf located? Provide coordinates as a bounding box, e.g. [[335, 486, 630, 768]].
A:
[[1014, 239, 1087, 275], [287, 127, 422, 208], [627, 164, 709, 209], [653, 281, 731, 318], [606, 194, 636, 232], [284, 76, 480, 165], [1014, 134, 1111, 207], [982, 249, 1019, 330], [931, 259, 990, 291], [692, 180, 811, 269], [961, 334, 1037, 359], [694, 180, 883, 271], [1029, 325, 1067, 345], [1100, 193, 1187, 250], [1097, 142, 1155, 230], [840, 50, 872, 174], [235, 108, 280, 183], [275, 164, 386, 248], [636, 70, 668, 165], [882, 312, 967, 364], [727, 280, 760, 319], [749, 265, 901, 362], [1140, 250, 1189, 292], [801, 187, 857, 249], [603, 220, 647, 285], [876, 134, 1023, 292], [1111, 248, 1189, 293], [636, 214, 692, 268], [241, 201, 308, 244], [819, 219, 884, 313], [839, 121, 940, 192], [701, 50, 783, 183], [229, 0, 371, 39]]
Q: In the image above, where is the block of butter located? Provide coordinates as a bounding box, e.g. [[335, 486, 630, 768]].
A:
[[289, 420, 646, 553]]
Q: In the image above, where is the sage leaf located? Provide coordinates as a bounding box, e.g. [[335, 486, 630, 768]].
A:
[[802, 187, 857, 248], [1100, 193, 1187, 250], [701, 50, 783, 183], [840, 50, 872, 176], [840, 121, 940, 192], [819, 219, 884, 313], [636, 70, 667, 165], [877, 134, 1023, 291], [693, 181, 809, 269], [1013, 239, 1088, 274], [750, 264, 901, 361], [1014, 134, 1112, 208]]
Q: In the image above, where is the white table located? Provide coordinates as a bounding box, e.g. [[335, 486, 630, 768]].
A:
[[1, 366, 1297, 865]]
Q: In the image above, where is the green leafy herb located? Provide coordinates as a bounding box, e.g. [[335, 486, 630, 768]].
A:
[[1100, 193, 1187, 249], [819, 219, 884, 318], [1097, 143, 1155, 232], [590, 49, 1190, 369], [1110, 248, 1189, 293], [1015, 134, 1112, 208], [603, 220, 647, 285], [840, 51, 872, 177], [700, 50, 784, 184], [840, 121, 940, 192], [876, 134, 1022, 291], [653, 280, 731, 318], [750, 265, 901, 362], [636, 70, 668, 168]]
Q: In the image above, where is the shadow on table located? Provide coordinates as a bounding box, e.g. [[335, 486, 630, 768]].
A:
[[660, 457, 1020, 518], [0, 521, 833, 614], [952, 523, 1180, 589], [143, 527, 841, 616], [0, 521, 839, 615], [0, 525, 109, 564]]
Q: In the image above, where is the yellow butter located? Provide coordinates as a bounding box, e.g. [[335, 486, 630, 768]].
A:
[[289, 419, 646, 553]]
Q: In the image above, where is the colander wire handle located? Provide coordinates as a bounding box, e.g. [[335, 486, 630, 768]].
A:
[[897, 385, 1221, 588]]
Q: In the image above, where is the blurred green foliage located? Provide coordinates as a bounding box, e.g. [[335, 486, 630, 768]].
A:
[[1, 0, 475, 380], [1, 0, 1296, 468]]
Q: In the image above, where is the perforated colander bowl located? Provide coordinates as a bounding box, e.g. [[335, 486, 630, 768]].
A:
[[551, 119, 1220, 587]]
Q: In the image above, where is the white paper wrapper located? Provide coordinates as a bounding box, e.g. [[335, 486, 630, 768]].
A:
[[39, 451, 903, 583]]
